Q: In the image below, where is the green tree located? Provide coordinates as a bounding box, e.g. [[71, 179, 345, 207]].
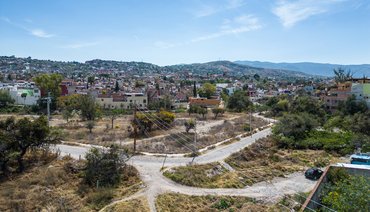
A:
[[193, 81, 197, 97], [157, 110, 175, 126], [0, 116, 61, 173], [114, 81, 120, 92], [253, 73, 260, 81], [197, 107, 208, 119], [87, 76, 95, 85], [188, 105, 201, 116], [198, 83, 216, 99], [322, 171, 369, 212], [80, 95, 100, 121], [273, 113, 318, 145], [338, 95, 368, 115], [333, 68, 353, 83], [227, 90, 251, 112], [0, 90, 14, 107], [33, 73, 63, 98], [184, 119, 196, 133], [84, 145, 126, 187], [212, 107, 225, 119], [86, 121, 95, 134], [132, 113, 153, 134]]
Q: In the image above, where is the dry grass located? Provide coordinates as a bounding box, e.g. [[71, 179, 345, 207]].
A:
[[155, 193, 268, 212], [133, 115, 269, 154], [163, 137, 340, 188], [0, 156, 142, 211], [102, 197, 150, 212]]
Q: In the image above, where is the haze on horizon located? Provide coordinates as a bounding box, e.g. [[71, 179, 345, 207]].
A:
[[1, 0, 370, 66]]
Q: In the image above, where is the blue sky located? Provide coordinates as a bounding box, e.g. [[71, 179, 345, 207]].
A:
[[1, 0, 370, 65]]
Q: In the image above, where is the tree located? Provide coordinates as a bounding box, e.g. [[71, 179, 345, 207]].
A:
[[84, 145, 126, 187], [86, 121, 95, 134], [80, 95, 100, 121], [188, 105, 200, 116], [322, 169, 369, 211], [157, 110, 175, 126], [198, 83, 216, 99], [106, 109, 124, 129], [184, 119, 196, 133], [212, 107, 225, 119], [338, 95, 368, 115], [114, 81, 120, 92], [62, 109, 73, 123], [253, 73, 260, 81], [87, 76, 95, 85], [0, 116, 61, 173], [132, 113, 153, 134], [197, 107, 208, 119], [227, 90, 251, 112], [193, 81, 197, 97], [273, 113, 318, 146], [33, 73, 63, 98], [0, 90, 14, 107], [333, 68, 353, 83]]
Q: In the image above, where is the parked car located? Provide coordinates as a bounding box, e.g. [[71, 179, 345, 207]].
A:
[[305, 168, 323, 180]]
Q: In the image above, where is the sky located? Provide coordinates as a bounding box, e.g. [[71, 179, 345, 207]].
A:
[[0, 0, 370, 66]]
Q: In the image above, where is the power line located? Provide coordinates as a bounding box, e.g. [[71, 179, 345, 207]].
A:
[[134, 109, 195, 152], [136, 108, 196, 151], [137, 108, 195, 143]]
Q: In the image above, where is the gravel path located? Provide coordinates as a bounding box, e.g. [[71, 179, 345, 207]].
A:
[[55, 115, 315, 212]]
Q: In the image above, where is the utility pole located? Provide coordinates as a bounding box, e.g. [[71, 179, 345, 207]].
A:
[[133, 104, 137, 153], [47, 92, 51, 127], [249, 90, 252, 134], [191, 120, 197, 164]]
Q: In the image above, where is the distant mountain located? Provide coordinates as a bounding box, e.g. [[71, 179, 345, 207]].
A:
[[167, 61, 310, 78], [234, 61, 370, 77]]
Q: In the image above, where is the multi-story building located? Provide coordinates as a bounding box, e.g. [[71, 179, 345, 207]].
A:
[[0, 83, 41, 105], [96, 92, 147, 109], [321, 78, 370, 111]]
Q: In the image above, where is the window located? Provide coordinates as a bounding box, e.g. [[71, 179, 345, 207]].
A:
[[143, 99, 146, 103], [130, 100, 132, 102]]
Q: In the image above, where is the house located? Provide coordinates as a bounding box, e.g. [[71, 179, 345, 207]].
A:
[[96, 92, 147, 109], [1, 83, 41, 105], [188, 97, 221, 109]]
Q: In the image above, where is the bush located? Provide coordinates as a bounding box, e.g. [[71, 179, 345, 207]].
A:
[[243, 123, 251, 131]]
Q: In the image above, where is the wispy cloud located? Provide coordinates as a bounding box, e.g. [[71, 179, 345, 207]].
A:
[[194, 0, 245, 18], [191, 15, 261, 42], [30, 29, 55, 38], [61, 42, 99, 49], [272, 0, 347, 28], [155, 14, 261, 48], [1, 17, 55, 38]]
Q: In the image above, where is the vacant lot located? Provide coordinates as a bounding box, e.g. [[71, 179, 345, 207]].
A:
[[0, 156, 142, 211], [133, 114, 269, 154], [156, 193, 268, 212], [164, 137, 340, 188]]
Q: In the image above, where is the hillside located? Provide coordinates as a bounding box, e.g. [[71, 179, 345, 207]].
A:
[[0, 56, 311, 79], [235, 60, 370, 77], [167, 60, 310, 78]]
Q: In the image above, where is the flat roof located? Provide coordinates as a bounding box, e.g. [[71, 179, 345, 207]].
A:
[[334, 163, 370, 170]]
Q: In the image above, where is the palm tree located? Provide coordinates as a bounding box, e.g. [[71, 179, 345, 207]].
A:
[[333, 68, 353, 83]]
